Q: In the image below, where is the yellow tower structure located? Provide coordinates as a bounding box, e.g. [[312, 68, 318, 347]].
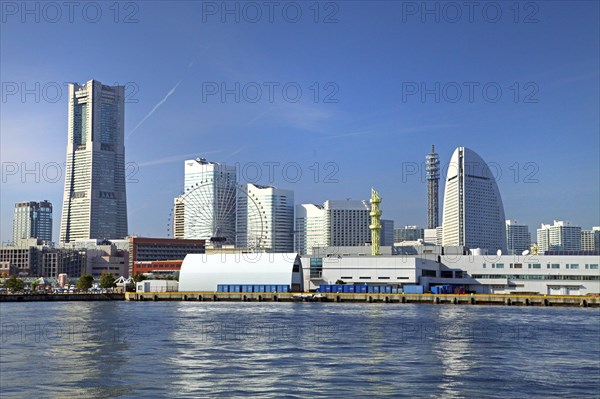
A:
[[370, 188, 382, 256]]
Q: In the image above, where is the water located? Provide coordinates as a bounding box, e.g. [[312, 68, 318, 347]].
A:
[[1, 302, 599, 398]]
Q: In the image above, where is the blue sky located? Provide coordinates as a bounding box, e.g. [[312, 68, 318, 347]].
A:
[[1, 0, 599, 242]]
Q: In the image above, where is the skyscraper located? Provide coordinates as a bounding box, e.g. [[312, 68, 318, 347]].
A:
[[13, 201, 53, 244], [172, 195, 185, 239], [505, 220, 531, 254], [60, 80, 128, 243], [182, 158, 237, 244], [537, 221, 582, 253], [426, 145, 440, 229], [237, 184, 294, 252], [295, 199, 371, 255], [442, 147, 506, 252]]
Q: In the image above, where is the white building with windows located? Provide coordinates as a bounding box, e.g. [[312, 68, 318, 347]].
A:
[[296, 199, 371, 255], [295, 204, 327, 256], [537, 221, 582, 253], [60, 80, 128, 243], [182, 158, 237, 244], [505, 220, 531, 254], [301, 252, 600, 295], [237, 184, 294, 252], [581, 227, 600, 251], [441, 147, 506, 253]]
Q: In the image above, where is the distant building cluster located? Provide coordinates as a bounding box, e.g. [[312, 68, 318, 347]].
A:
[[2, 78, 598, 297]]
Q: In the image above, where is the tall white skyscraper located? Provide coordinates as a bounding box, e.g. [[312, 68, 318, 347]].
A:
[[182, 158, 237, 244], [442, 147, 506, 252], [296, 199, 371, 255], [295, 204, 327, 255], [537, 221, 582, 253], [505, 220, 531, 254], [13, 201, 53, 244], [60, 80, 127, 243], [237, 184, 294, 252]]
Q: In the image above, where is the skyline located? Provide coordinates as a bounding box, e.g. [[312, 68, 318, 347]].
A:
[[1, 1, 599, 242]]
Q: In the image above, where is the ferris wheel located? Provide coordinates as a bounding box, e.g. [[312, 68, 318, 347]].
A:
[[167, 180, 267, 251]]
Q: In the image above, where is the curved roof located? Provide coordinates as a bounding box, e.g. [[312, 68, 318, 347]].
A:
[[179, 253, 300, 292], [442, 147, 506, 252]]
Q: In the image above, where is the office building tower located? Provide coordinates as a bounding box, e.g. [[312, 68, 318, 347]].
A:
[[238, 184, 294, 252], [442, 147, 506, 252], [506, 220, 531, 254], [394, 226, 425, 243], [13, 201, 52, 244], [60, 80, 127, 243], [426, 145, 440, 229]]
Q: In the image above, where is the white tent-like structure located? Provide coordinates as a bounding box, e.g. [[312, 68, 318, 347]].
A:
[[178, 253, 303, 292]]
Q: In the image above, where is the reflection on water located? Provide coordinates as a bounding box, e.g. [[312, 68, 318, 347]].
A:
[[1, 302, 598, 398]]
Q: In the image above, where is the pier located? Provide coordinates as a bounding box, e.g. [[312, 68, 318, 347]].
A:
[[125, 292, 599, 307]]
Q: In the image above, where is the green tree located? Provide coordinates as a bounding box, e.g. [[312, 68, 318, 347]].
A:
[[133, 272, 146, 283], [99, 272, 116, 289], [5, 275, 24, 291], [335, 279, 346, 285], [77, 274, 94, 291], [31, 280, 40, 291]]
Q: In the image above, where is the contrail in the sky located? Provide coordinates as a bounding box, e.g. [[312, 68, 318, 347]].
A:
[[127, 79, 183, 138]]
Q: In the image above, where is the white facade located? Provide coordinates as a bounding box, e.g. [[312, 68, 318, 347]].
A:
[[506, 220, 531, 254], [238, 184, 294, 252], [183, 158, 237, 244], [136, 280, 179, 293], [537, 221, 582, 253], [295, 200, 371, 255], [301, 252, 600, 295], [295, 204, 327, 255], [173, 196, 185, 239], [581, 227, 600, 251], [179, 253, 303, 292], [442, 147, 506, 252], [60, 80, 128, 243]]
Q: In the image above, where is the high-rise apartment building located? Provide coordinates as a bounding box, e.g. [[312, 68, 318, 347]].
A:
[[237, 184, 294, 252], [442, 147, 506, 252], [182, 158, 237, 244], [381, 219, 394, 247], [537, 221, 582, 253], [581, 227, 600, 251], [506, 220, 531, 254], [13, 201, 52, 244], [296, 199, 371, 255], [60, 80, 128, 243]]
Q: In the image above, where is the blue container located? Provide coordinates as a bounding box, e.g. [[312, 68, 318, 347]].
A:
[[357, 285, 367, 293], [333, 285, 344, 293], [403, 285, 424, 294], [431, 286, 439, 294], [347, 286, 355, 293], [217, 284, 223, 292], [252, 285, 260, 292], [280, 285, 290, 293], [222, 285, 229, 293], [392, 288, 398, 294], [324, 285, 332, 293], [383, 286, 392, 294]]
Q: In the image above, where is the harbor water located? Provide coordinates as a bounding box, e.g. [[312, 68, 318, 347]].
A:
[[1, 302, 598, 398]]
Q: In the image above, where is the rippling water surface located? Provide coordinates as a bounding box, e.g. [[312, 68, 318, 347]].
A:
[[1, 302, 599, 398]]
